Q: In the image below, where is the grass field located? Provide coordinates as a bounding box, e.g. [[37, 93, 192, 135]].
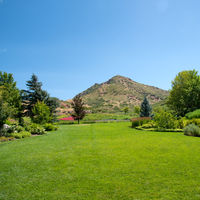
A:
[[1, 123, 200, 199]]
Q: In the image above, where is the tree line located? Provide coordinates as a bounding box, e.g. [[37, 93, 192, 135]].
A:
[[0, 72, 60, 128]]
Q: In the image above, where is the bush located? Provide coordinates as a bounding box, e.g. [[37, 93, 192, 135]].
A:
[[185, 109, 200, 119], [43, 123, 59, 131], [31, 100, 52, 124], [6, 125, 24, 134], [11, 133, 23, 139], [0, 136, 15, 142], [131, 117, 151, 128], [5, 120, 12, 126], [154, 111, 177, 129], [21, 131, 31, 138], [27, 124, 46, 135], [183, 124, 200, 137]]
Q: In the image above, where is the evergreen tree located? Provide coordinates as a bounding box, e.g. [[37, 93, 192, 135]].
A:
[[46, 97, 60, 122], [23, 74, 49, 117], [70, 94, 86, 124], [139, 96, 154, 117]]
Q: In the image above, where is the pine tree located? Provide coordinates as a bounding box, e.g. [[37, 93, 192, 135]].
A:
[[23, 74, 49, 117], [139, 96, 153, 117], [46, 97, 60, 122], [70, 94, 86, 124]]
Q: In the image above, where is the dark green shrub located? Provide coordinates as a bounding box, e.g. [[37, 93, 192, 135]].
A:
[[183, 124, 200, 137], [131, 117, 151, 128]]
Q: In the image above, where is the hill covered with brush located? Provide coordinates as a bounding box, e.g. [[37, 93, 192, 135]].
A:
[[78, 75, 169, 112]]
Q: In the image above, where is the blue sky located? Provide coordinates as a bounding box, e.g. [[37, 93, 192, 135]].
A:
[[0, 0, 200, 100]]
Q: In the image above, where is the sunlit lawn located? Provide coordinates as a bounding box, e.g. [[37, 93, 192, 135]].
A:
[[1, 123, 200, 199]]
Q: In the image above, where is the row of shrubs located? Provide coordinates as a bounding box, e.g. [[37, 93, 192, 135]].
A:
[[132, 111, 200, 130], [0, 123, 59, 142], [131, 112, 200, 137], [59, 120, 130, 125]]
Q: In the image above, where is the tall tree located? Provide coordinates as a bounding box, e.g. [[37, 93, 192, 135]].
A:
[[0, 86, 16, 129], [166, 70, 200, 116], [139, 96, 153, 117], [46, 97, 60, 122], [70, 94, 86, 124], [23, 74, 60, 122], [23, 74, 49, 117], [0, 71, 22, 123]]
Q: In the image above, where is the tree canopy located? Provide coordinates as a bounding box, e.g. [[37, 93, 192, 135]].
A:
[[23, 74, 49, 117], [0, 72, 22, 126], [70, 94, 86, 124], [166, 70, 200, 116]]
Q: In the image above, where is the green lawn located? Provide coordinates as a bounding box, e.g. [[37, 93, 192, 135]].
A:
[[1, 123, 200, 199]]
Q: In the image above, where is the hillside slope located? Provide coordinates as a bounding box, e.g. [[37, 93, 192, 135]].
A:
[[79, 75, 169, 111]]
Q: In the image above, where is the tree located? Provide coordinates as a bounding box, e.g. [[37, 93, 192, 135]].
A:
[[121, 106, 129, 114], [0, 86, 16, 129], [0, 71, 22, 123], [70, 94, 86, 124], [134, 105, 140, 114], [23, 74, 50, 117], [46, 97, 60, 122], [31, 100, 51, 124], [139, 96, 153, 117], [166, 70, 200, 116]]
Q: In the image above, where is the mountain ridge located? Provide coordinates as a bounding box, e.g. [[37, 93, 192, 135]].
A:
[[78, 75, 169, 112]]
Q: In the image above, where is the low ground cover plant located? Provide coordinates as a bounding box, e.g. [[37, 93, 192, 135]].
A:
[[183, 124, 200, 137]]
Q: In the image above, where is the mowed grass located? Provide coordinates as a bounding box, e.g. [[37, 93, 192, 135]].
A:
[[1, 123, 200, 199]]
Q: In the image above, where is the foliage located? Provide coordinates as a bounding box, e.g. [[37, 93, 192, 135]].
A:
[[43, 123, 59, 131], [31, 100, 52, 124], [154, 110, 177, 129], [0, 72, 23, 124], [139, 96, 154, 117], [23, 74, 50, 117], [183, 124, 200, 137], [70, 94, 86, 124], [0, 136, 15, 142], [131, 117, 151, 128], [10, 132, 31, 139], [185, 109, 200, 119], [45, 97, 60, 122], [121, 106, 129, 114], [166, 70, 200, 116], [134, 105, 140, 114], [25, 123, 46, 135]]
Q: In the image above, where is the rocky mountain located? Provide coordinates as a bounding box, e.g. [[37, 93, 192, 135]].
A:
[[78, 75, 169, 112]]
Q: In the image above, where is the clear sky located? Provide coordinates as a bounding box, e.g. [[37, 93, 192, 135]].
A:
[[0, 0, 200, 100]]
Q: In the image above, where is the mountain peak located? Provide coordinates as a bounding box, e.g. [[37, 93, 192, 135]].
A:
[[78, 75, 169, 112]]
